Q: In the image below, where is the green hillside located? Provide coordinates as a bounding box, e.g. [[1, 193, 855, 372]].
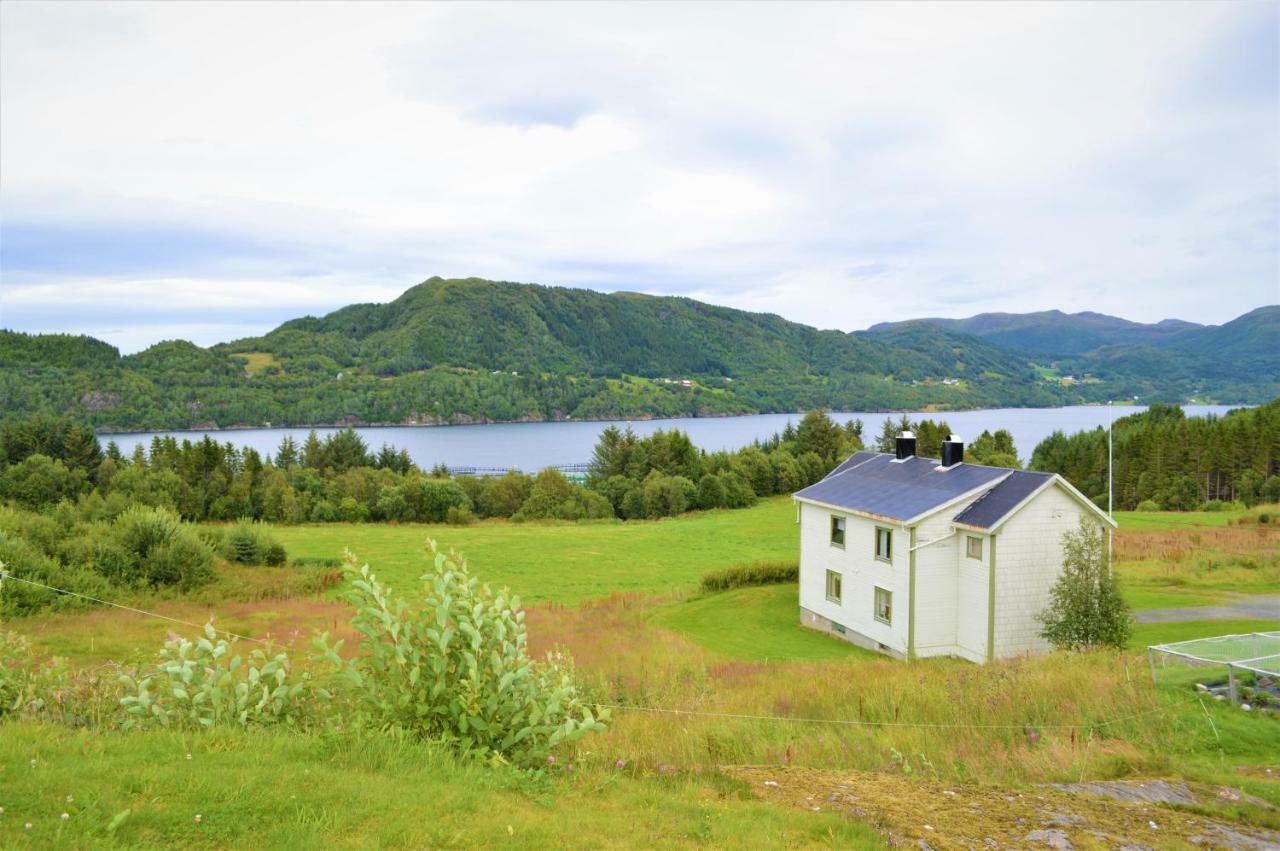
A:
[[0, 278, 1274, 431]]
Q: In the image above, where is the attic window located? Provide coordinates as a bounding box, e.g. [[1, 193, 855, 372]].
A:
[[966, 536, 983, 560]]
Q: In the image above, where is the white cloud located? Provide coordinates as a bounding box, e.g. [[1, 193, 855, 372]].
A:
[[0, 0, 1275, 350]]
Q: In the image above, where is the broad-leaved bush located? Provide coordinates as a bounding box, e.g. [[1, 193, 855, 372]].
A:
[[319, 542, 606, 765]]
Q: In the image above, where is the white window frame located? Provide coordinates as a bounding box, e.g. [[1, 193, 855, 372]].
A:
[[874, 586, 892, 625], [825, 569, 842, 603], [830, 515, 846, 548], [966, 535, 983, 560], [874, 526, 893, 563]]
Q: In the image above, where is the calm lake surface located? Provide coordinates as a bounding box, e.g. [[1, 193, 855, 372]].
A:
[[104, 405, 1243, 471]]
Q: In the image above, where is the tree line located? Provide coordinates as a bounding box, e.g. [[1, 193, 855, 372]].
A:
[[1028, 401, 1280, 510]]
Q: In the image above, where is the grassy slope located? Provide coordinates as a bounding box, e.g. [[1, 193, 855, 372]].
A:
[[0, 724, 881, 850], [649, 585, 875, 662], [268, 499, 799, 604], [5, 503, 1280, 848]]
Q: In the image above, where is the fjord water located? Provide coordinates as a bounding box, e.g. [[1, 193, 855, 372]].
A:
[[104, 405, 1241, 471]]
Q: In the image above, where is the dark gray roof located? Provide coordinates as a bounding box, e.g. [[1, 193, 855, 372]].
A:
[[827, 450, 881, 477], [794, 452, 1010, 522], [951, 470, 1054, 530]]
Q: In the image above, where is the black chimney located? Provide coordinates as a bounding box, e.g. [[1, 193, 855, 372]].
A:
[[895, 430, 916, 460], [941, 434, 964, 467]]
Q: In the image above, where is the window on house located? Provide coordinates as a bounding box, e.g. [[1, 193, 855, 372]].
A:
[[874, 527, 893, 562], [830, 515, 845, 547], [966, 535, 983, 560], [825, 570, 842, 603], [874, 587, 892, 624]]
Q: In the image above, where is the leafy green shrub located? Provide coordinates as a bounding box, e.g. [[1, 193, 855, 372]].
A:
[[212, 519, 288, 565], [119, 624, 314, 729], [0, 536, 114, 617], [700, 560, 798, 592], [696, 474, 725, 509], [446, 505, 475, 526], [1135, 500, 1160, 512], [1259, 512, 1272, 525], [106, 506, 215, 588], [293, 556, 342, 568], [318, 543, 606, 766], [310, 500, 339, 522]]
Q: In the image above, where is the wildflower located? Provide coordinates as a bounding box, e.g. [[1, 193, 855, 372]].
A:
[[65, 796, 73, 803], [186, 754, 193, 761], [546, 755, 555, 766], [61, 813, 69, 821], [194, 814, 203, 824], [24, 823, 32, 830], [615, 759, 626, 770]]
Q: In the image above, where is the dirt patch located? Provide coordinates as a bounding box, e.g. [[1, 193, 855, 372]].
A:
[[725, 765, 1280, 850]]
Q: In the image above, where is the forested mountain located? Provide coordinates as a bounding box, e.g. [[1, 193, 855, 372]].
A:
[[866, 309, 1207, 355], [1, 277, 1275, 431]]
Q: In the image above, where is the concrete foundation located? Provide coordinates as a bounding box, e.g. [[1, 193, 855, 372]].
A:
[[800, 606, 905, 659]]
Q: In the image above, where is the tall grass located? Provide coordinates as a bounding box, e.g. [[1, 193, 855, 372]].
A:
[[528, 594, 1277, 786]]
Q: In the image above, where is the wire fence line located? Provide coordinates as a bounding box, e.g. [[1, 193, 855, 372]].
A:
[[0, 571, 270, 645], [598, 703, 1165, 732], [2, 571, 1168, 734]]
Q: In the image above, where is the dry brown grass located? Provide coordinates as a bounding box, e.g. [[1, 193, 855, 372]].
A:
[[522, 594, 1179, 787]]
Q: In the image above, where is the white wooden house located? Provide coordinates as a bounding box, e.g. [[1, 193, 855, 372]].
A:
[[792, 432, 1115, 663]]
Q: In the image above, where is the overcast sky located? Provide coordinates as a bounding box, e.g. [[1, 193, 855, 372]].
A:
[[1, 1, 1277, 353]]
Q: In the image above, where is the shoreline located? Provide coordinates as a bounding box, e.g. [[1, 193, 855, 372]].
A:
[[91, 401, 1241, 437]]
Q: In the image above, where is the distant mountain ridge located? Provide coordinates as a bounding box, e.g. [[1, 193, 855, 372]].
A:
[[864, 305, 1279, 382], [0, 277, 1275, 431], [866, 309, 1211, 355]]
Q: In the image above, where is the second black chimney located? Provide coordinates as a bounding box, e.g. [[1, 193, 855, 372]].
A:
[[941, 434, 964, 467], [895, 430, 916, 460]]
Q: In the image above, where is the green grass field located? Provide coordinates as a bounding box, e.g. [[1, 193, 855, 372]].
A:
[[649, 585, 874, 662], [5, 499, 1279, 848], [269, 499, 799, 604], [0, 723, 881, 850]]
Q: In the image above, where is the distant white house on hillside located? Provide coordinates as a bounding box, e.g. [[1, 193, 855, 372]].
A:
[[792, 432, 1116, 663]]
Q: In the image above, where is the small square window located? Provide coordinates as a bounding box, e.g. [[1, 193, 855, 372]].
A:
[[875, 527, 893, 562], [825, 569, 842, 603], [830, 515, 846, 547], [966, 535, 983, 560], [874, 587, 892, 624]]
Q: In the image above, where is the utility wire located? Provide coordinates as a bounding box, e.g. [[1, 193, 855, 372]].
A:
[[1, 572, 1168, 733], [599, 703, 1164, 732], [0, 571, 269, 645]]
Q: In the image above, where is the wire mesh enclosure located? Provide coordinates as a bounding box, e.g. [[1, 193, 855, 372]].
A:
[[1148, 632, 1280, 712]]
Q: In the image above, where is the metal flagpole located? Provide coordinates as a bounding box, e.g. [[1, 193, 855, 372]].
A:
[[1108, 400, 1114, 571]]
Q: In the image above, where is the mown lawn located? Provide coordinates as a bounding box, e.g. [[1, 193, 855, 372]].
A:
[[0, 723, 882, 850], [649, 585, 874, 662], [268, 498, 800, 604], [1130, 618, 1280, 651]]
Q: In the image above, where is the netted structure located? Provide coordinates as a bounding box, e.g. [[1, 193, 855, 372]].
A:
[[1148, 632, 1280, 710]]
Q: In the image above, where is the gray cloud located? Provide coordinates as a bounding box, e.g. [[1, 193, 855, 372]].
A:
[[0, 1, 1275, 353]]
